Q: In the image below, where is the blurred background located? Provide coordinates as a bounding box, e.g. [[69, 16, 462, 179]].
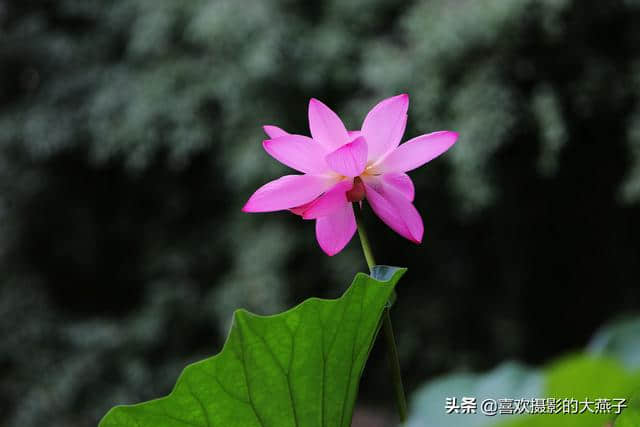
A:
[[1, 0, 640, 426]]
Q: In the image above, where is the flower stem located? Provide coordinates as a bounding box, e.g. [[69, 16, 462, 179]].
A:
[[382, 309, 408, 423], [355, 207, 377, 269], [354, 205, 408, 424]]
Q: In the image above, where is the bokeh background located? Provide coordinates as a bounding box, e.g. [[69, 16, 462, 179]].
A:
[[2, 0, 640, 426]]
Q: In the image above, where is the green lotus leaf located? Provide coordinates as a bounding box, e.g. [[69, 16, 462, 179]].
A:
[[100, 266, 406, 427], [498, 355, 639, 427], [615, 407, 640, 426]]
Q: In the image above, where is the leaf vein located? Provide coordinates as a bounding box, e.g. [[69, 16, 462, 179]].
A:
[[243, 317, 298, 427], [184, 378, 213, 427], [339, 285, 366, 427], [237, 321, 266, 427]]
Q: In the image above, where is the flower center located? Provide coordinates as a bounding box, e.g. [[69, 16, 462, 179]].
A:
[[346, 177, 366, 202]]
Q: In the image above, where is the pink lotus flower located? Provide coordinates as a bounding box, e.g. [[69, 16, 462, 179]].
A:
[[243, 94, 458, 256]]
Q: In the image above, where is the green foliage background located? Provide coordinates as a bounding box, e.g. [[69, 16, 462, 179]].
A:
[[408, 318, 640, 426], [1, 1, 640, 426]]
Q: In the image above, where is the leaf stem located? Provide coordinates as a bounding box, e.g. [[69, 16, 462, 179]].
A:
[[354, 205, 408, 424]]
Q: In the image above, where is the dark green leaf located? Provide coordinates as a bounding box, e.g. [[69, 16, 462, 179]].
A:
[[100, 266, 406, 427]]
